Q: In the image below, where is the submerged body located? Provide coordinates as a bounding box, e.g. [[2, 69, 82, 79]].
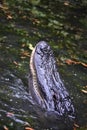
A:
[[29, 41, 75, 125]]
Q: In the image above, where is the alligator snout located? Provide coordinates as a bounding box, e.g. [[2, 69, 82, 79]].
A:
[[36, 41, 51, 56], [29, 41, 76, 125]]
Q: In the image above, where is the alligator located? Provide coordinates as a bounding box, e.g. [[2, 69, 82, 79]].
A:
[[29, 41, 76, 128]]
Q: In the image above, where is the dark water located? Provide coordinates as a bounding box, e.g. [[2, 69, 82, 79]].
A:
[[0, 41, 87, 130], [0, 0, 87, 130]]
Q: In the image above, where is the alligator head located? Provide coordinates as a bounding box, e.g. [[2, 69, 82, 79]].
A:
[[29, 41, 75, 120]]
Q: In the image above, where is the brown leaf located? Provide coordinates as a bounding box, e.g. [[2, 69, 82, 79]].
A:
[[22, 44, 26, 47], [73, 123, 79, 130], [22, 15, 27, 20], [0, 5, 8, 10], [3, 125, 9, 130], [25, 127, 34, 130], [64, 2, 69, 6], [65, 59, 79, 65], [74, 123, 79, 128], [81, 63, 87, 67], [21, 51, 30, 57], [81, 89, 87, 94], [65, 59, 87, 67], [13, 61, 19, 66], [7, 15, 13, 19], [32, 18, 40, 24]]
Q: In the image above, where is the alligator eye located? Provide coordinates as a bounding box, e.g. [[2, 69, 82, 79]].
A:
[[68, 109, 73, 114], [40, 46, 47, 53], [53, 94, 57, 101], [43, 47, 47, 52]]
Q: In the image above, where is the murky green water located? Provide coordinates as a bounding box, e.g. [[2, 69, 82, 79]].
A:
[[0, 41, 87, 130], [0, 0, 87, 130]]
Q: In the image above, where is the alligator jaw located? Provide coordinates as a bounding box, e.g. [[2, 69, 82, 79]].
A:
[[29, 41, 75, 119], [29, 43, 46, 108]]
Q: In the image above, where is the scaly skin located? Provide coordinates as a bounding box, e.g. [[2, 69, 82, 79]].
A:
[[29, 41, 75, 122]]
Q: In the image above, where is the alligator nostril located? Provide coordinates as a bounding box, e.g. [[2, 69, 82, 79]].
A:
[[53, 94, 56, 100], [68, 110, 73, 114]]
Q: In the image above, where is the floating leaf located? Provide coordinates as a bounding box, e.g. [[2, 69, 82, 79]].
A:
[[21, 50, 30, 57], [3, 125, 9, 130], [7, 15, 13, 20], [28, 44, 34, 50], [25, 127, 34, 130], [81, 90, 87, 94], [73, 123, 79, 130], [65, 59, 87, 67], [13, 61, 19, 66], [64, 2, 69, 6]]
